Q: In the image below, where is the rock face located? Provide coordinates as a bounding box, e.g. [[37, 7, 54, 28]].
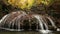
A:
[[51, 0, 60, 26]]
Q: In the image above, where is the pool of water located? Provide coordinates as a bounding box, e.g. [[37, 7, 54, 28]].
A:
[[0, 31, 60, 34]]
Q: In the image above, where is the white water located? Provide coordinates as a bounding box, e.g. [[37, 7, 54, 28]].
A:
[[8, 11, 27, 31], [0, 12, 59, 32], [33, 15, 44, 30], [47, 17, 57, 28], [0, 15, 8, 23], [40, 17, 48, 30]]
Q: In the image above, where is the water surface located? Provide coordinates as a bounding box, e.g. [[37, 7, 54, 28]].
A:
[[0, 31, 60, 34]]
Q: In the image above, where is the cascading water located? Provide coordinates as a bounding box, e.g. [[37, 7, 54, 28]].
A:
[[47, 17, 57, 28], [0, 11, 60, 32], [33, 15, 44, 30]]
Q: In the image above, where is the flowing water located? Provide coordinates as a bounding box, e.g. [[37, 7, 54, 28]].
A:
[[0, 31, 60, 34], [0, 11, 60, 33]]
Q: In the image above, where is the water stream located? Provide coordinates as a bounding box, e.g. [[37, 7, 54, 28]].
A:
[[0, 11, 60, 33]]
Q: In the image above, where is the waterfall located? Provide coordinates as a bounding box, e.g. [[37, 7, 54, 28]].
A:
[[33, 15, 51, 33], [0, 14, 9, 23], [47, 17, 57, 28], [0, 11, 27, 31], [33, 15, 44, 30], [40, 17, 48, 30], [0, 11, 59, 32]]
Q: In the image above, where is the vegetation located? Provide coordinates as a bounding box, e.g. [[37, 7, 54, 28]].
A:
[[5, 0, 53, 9], [0, 0, 60, 20]]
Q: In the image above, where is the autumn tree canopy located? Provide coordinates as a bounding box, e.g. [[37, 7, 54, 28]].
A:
[[4, 0, 53, 10]]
